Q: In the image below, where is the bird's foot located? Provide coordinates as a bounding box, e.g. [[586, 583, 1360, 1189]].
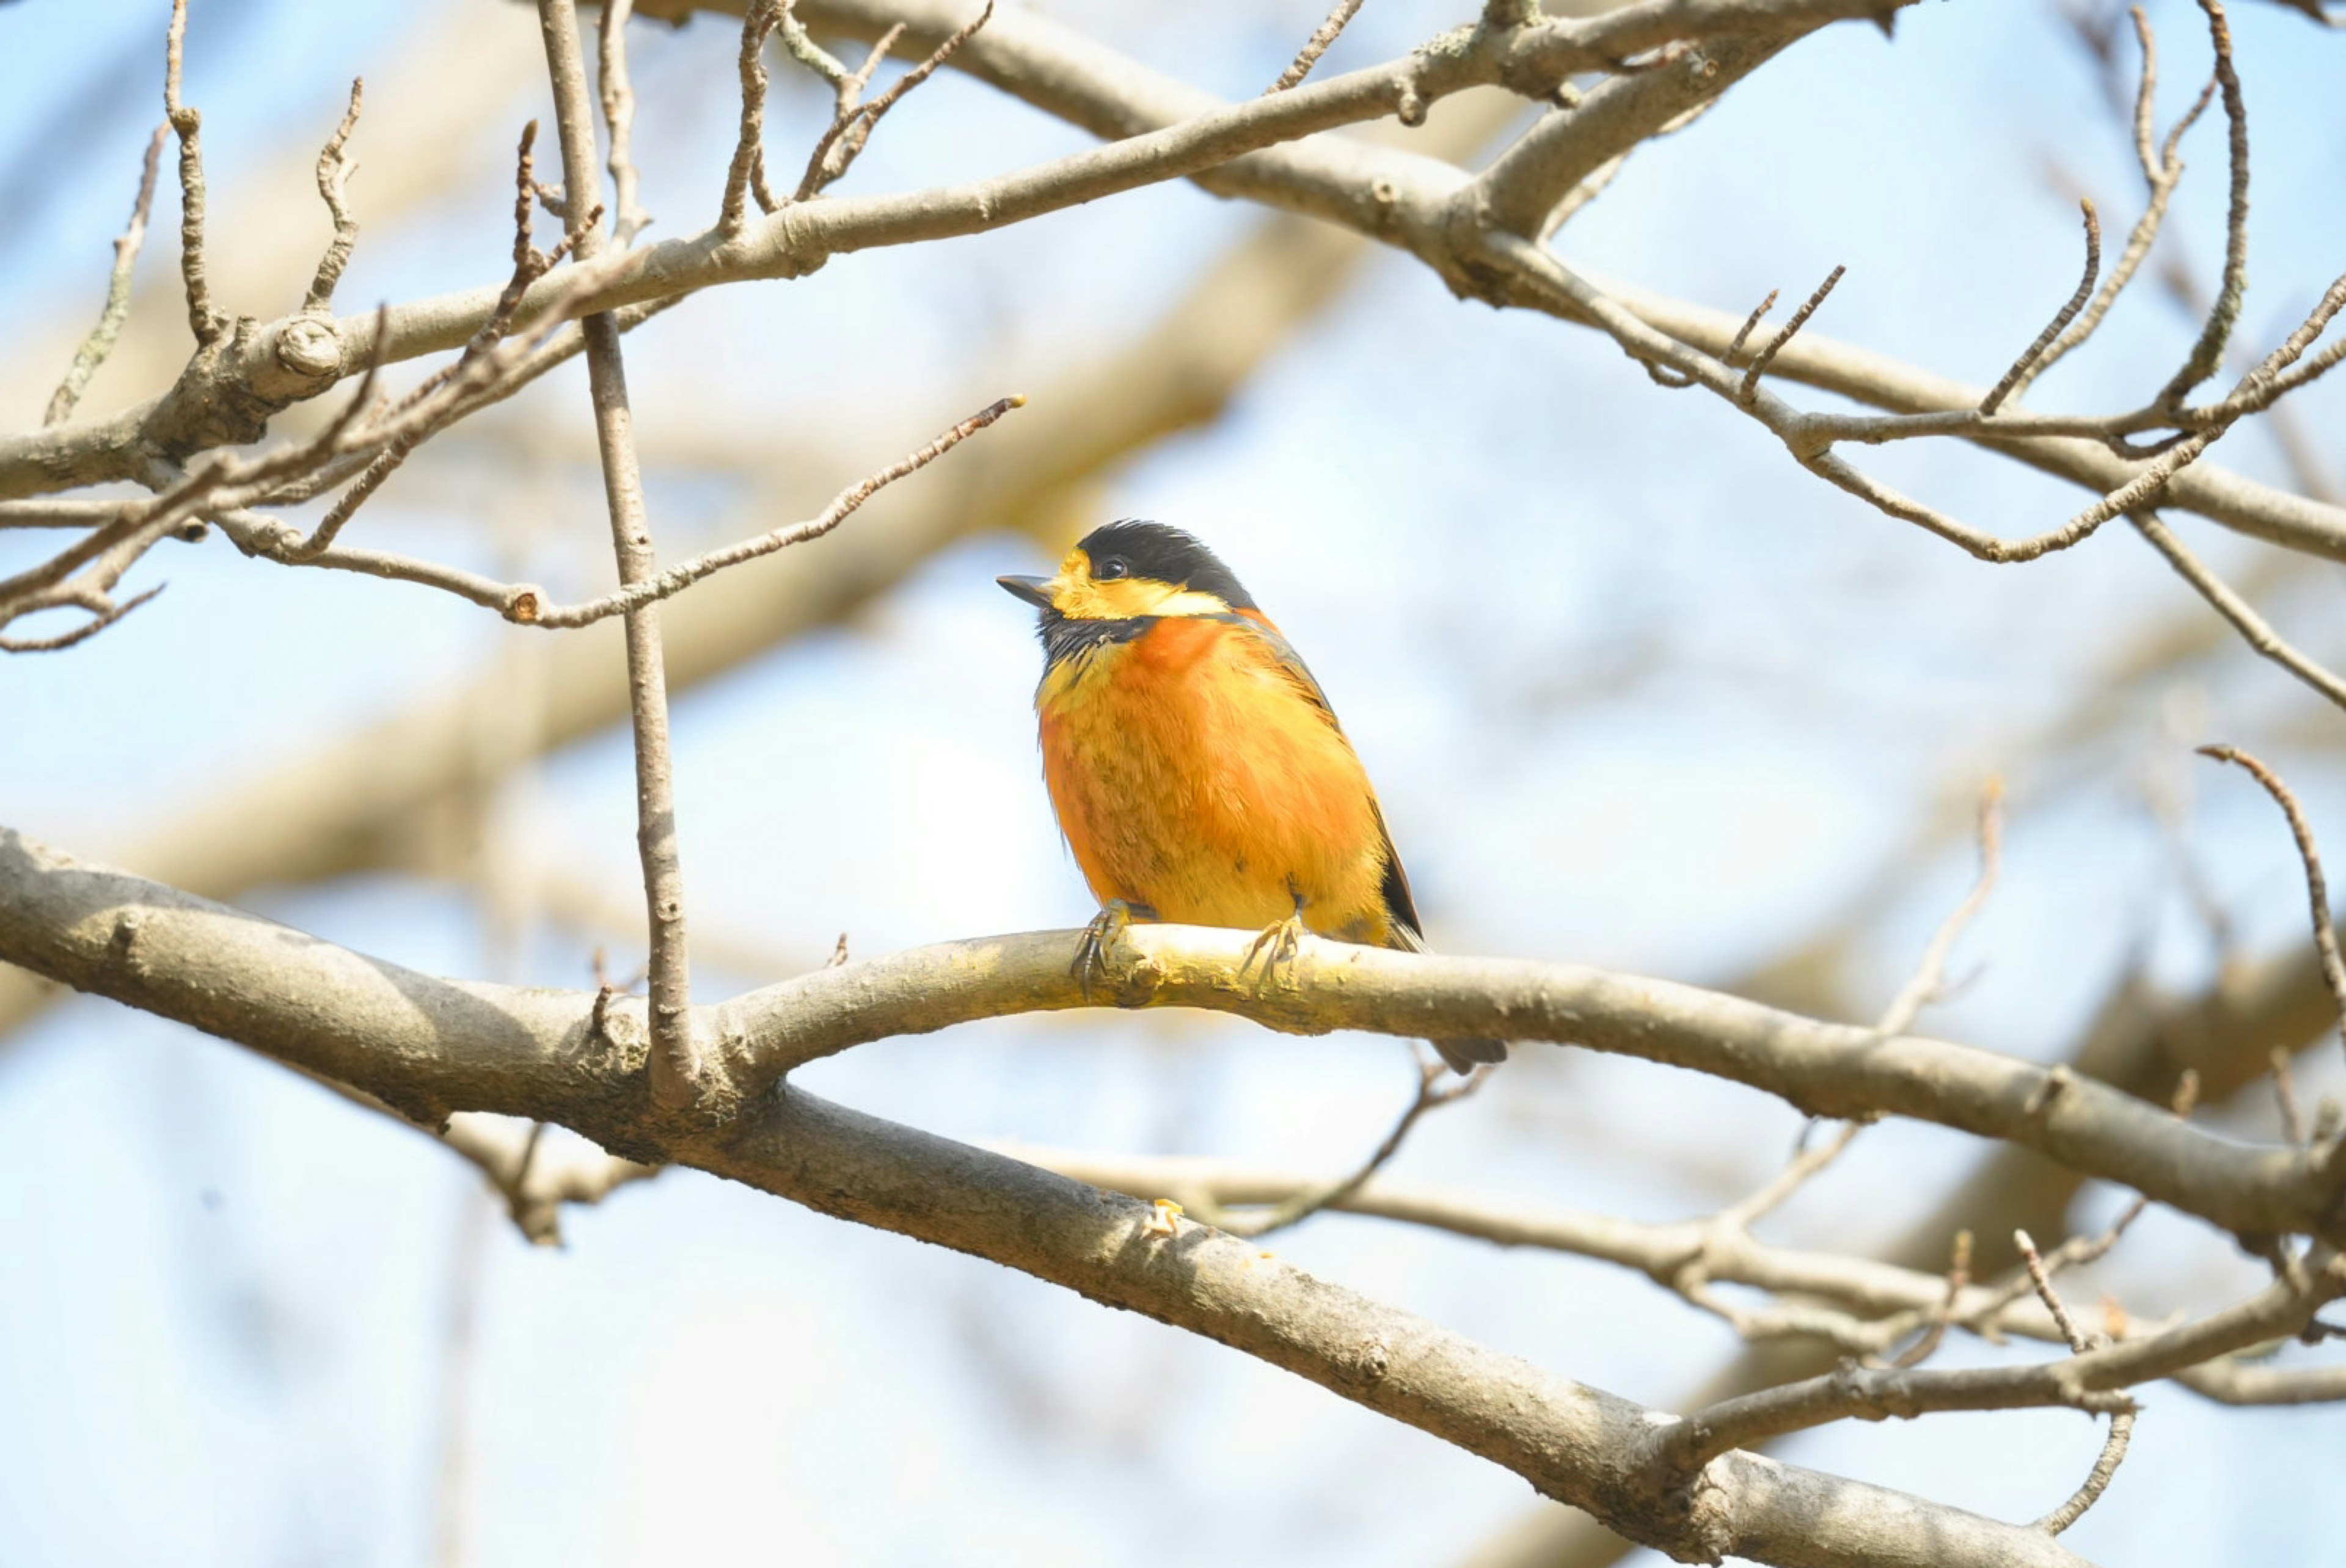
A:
[[1241, 910, 1309, 997], [1073, 899, 1153, 1001], [1142, 1198, 1184, 1238]]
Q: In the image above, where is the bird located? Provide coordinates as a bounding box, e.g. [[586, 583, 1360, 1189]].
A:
[[998, 520, 1505, 1074]]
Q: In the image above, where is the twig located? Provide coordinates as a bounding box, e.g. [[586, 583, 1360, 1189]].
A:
[[1656, 1115, 1873, 1346], [1876, 778, 2004, 1036], [283, 131, 603, 560], [1723, 288, 1779, 368], [2017, 1229, 2138, 1535], [4, 334, 395, 650], [0, 583, 166, 654], [1787, 264, 2346, 563], [1661, 1206, 2328, 1481], [1915, 1197, 2146, 1359], [537, 0, 700, 1112], [164, 0, 220, 345], [1018, 1142, 2273, 1373], [1740, 264, 1843, 403], [1538, 148, 1629, 240], [1985, 9, 2207, 403], [2161, 0, 2249, 405], [1210, 1049, 1486, 1240], [777, 1, 853, 83], [794, 2, 995, 203], [1981, 200, 2100, 414], [1268, 0, 1368, 93], [722, 0, 785, 228], [2197, 745, 2346, 1065], [46, 123, 168, 426], [840, 24, 908, 106], [2045, 1415, 2141, 1534], [2131, 511, 2346, 715], [2273, 1046, 2308, 1146], [301, 79, 365, 314], [2015, 1228, 2089, 1349], [599, 0, 654, 244], [1890, 1229, 1973, 1368], [512, 393, 1026, 628]]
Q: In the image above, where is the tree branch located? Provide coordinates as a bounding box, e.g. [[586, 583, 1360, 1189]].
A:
[[537, 0, 703, 1112], [45, 123, 169, 426], [0, 822, 2110, 1568], [8, 826, 2344, 1256]]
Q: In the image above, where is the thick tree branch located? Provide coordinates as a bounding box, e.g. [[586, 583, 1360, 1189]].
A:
[[0, 823, 2104, 1568], [8, 827, 2344, 1258]]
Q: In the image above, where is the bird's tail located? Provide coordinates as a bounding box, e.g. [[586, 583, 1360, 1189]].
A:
[[1385, 922, 1508, 1074]]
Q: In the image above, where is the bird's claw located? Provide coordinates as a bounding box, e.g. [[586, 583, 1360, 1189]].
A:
[[1073, 899, 1150, 1001], [1241, 911, 1308, 996]]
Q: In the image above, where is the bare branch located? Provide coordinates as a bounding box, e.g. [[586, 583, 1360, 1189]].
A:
[[2198, 746, 2346, 1067], [722, 0, 786, 228], [2016, 1229, 2137, 1536], [0, 186, 1401, 1046], [0, 582, 166, 654], [1669, 1247, 2342, 1474], [3, 327, 400, 648], [1469, 24, 1804, 240], [440, 1114, 663, 1245], [512, 393, 1026, 629], [291, 1061, 662, 1246], [1740, 264, 1843, 403], [0, 826, 2173, 1568], [794, 1, 995, 203], [301, 78, 365, 314], [1200, 1049, 1486, 1240], [164, 0, 221, 346], [12, 0, 2334, 582], [2008, 9, 2201, 401], [1876, 778, 2004, 1036], [1268, 0, 1368, 93], [1889, 1230, 1973, 1368], [1981, 200, 2099, 415], [537, 0, 700, 1113], [2160, 0, 2250, 404], [2273, 1045, 2309, 1147], [599, 0, 654, 244], [2015, 1227, 2091, 1351], [1723, 288, 1779, 367], [11, 825, 2346, 1251], [275, 131, 615, 561], [45, 123, 168, 426], [777, 0, 854, 83], [2132, 511, 2346, 715]]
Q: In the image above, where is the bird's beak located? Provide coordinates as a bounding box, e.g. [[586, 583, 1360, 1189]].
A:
[[996, 574, 1054, 610]]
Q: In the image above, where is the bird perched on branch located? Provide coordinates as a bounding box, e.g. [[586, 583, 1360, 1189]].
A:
[[999, 521, 1505, 1074]]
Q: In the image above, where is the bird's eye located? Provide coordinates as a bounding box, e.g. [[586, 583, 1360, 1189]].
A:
[[1095, 557, 1128, 580]]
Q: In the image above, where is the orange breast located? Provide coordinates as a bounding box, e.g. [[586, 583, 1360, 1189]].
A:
[[1036, 616, 1394, 942]]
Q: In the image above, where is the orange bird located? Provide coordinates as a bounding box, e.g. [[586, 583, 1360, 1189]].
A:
[[999, 521, 1505, 1073]]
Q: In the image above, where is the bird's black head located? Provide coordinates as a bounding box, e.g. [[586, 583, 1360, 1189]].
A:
[[995, 520, 1259, 621]]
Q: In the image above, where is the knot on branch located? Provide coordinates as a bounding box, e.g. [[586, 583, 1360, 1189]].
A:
[[141, 318, 325, 464], [272, 317, 346, 382]]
